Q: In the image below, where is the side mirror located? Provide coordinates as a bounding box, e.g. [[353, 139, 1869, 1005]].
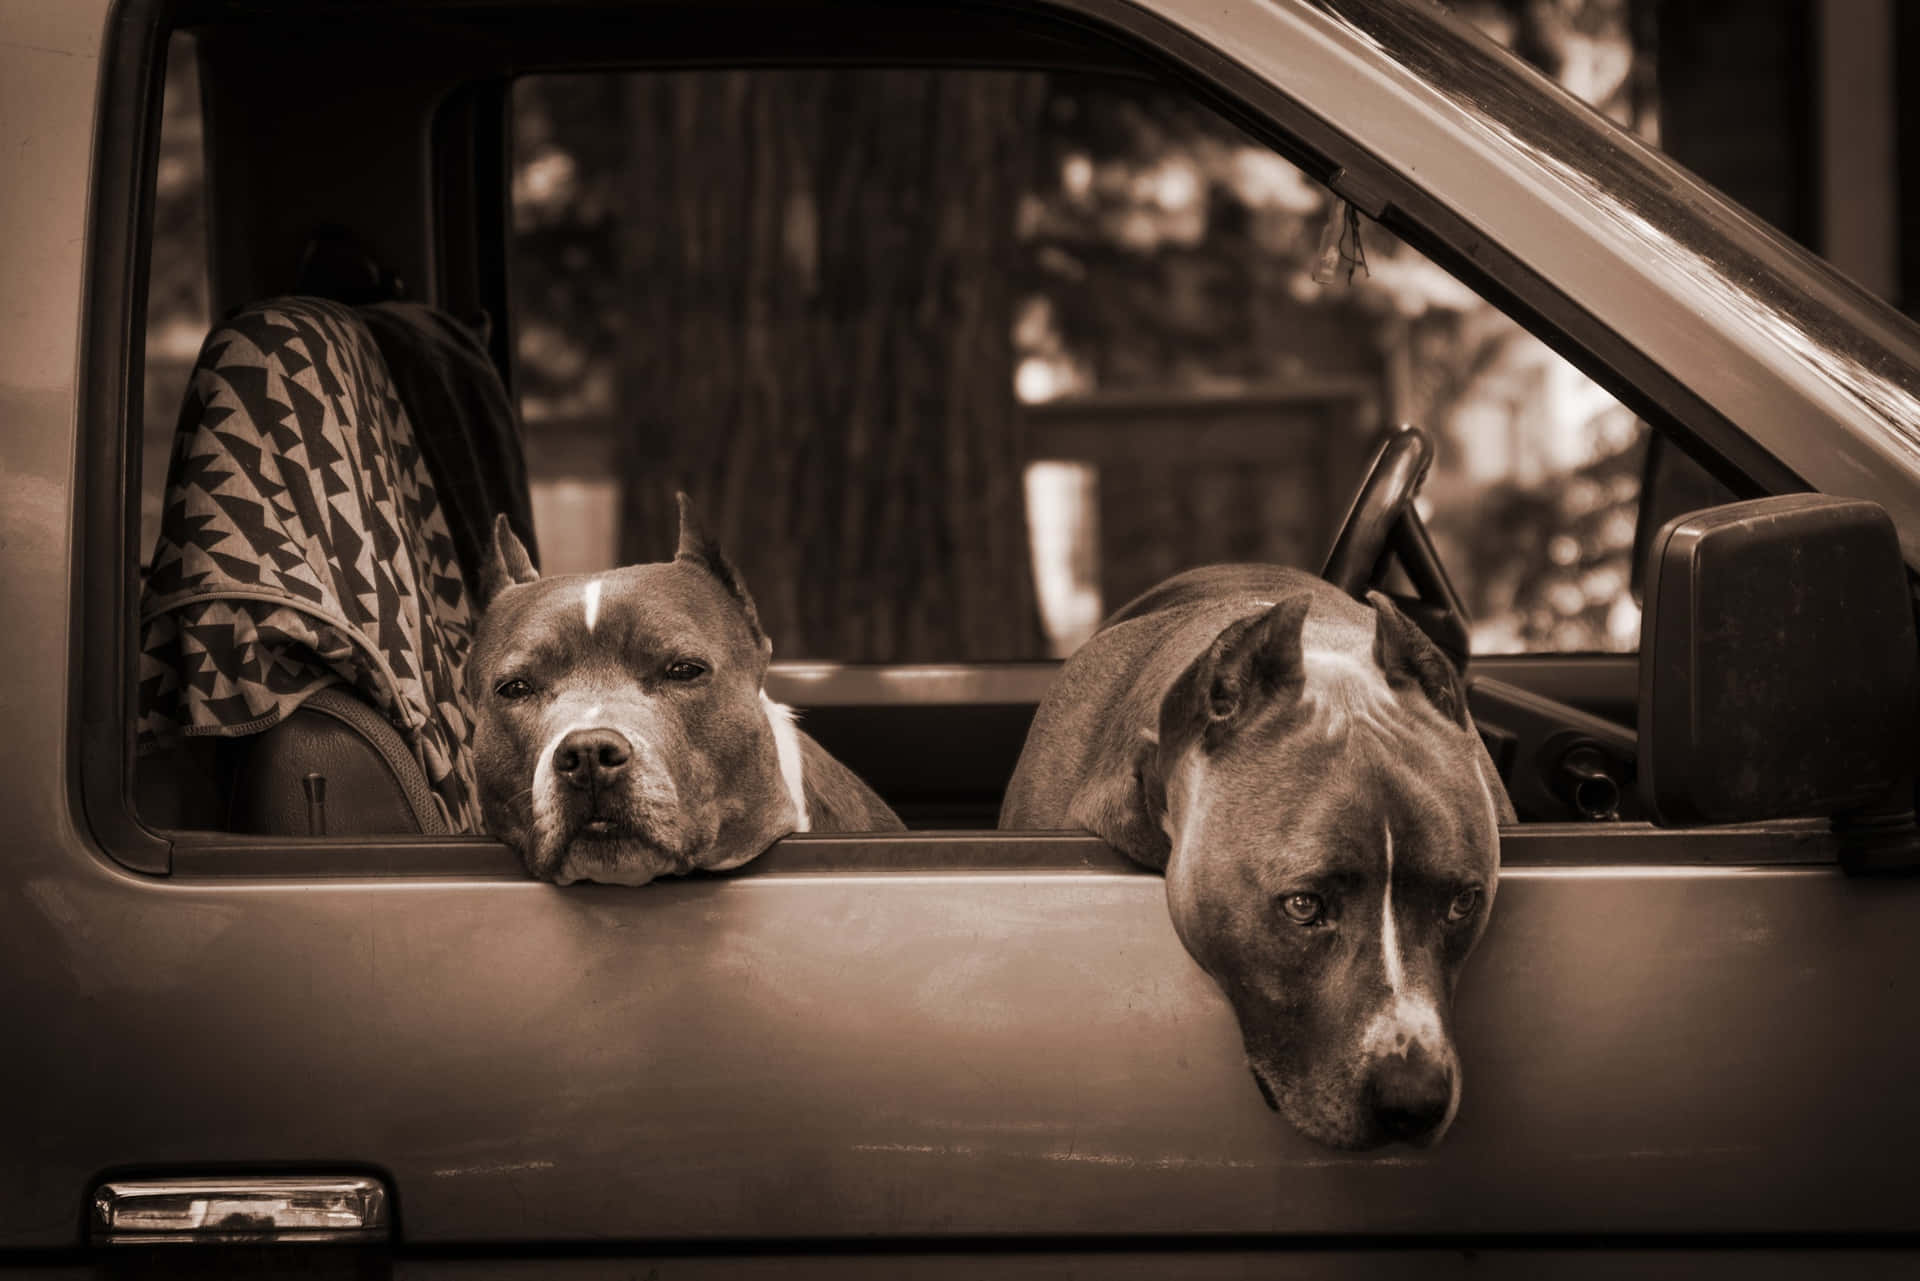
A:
[[1638, 495, 1919, 868]]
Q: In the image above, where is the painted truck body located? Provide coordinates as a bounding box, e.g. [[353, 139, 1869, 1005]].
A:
[[4, 0, 1919, 1273]]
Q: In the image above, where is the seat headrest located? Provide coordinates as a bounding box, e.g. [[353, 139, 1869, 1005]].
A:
[[359, 300, 539, 597]]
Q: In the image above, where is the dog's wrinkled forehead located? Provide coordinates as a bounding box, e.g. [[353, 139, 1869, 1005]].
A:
[[1196, 657, 1498, 883], [1202, 736, 1490, 883], [475, 561, 762, 673]]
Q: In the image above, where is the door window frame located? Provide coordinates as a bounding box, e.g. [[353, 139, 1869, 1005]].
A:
[[79, 0, 1837, 878]]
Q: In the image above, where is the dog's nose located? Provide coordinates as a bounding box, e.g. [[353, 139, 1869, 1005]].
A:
[[554, 728, 632, 790], [1366, 1048, 1454, 1144]]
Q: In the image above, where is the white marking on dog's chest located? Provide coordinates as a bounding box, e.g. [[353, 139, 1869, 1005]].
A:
[[762, 692, 811, 833], [1165, 749, 1212, 854], [582, 578, 603, 633]]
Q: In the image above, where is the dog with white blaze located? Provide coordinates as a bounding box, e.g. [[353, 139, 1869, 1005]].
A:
[[468, 494, 902, 885], [1001, 564, 1512, 1149]]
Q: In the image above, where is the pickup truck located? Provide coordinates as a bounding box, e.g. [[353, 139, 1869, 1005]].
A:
[[5, 0, 1920, 1276]]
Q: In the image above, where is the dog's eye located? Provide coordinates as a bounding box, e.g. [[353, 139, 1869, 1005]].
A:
[[494, 677, 535, 700], [1279, 892, 1325, 926], [1446, 887, 1483, 923], [663, 660, 708, 682]]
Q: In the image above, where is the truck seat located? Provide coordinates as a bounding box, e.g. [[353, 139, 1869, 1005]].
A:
[[135, 296, 525, 836]]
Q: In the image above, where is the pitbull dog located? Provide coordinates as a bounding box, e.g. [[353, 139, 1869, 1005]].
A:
[[1001, 564, 1512, 1150], [468, 495, 903, 884]]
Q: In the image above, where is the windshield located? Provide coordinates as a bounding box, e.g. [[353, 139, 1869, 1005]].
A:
[[1310, 0, 1920, 480]]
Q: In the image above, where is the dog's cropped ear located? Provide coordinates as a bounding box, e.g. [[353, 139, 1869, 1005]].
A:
[[479, 513, 539, 607], [1199, 598, 1311, 743], [1150, 597, 1310, 759], [1367, 590, 1469, 728], [673, 491, 771, 658]]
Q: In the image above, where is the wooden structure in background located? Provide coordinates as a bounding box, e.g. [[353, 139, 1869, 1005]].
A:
[[1023, 380, 1381, 614], [522, 378, 1382, 659]]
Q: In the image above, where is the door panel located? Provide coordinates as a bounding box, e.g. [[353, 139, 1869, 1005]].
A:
[[7, 841, 1918, 1247]]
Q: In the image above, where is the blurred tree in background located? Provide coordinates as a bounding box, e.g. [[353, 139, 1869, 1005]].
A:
[[517, 71, 1047, 661], [148, 1, 1659, 656], [510, 0, 1656, 655], [1013, 79, 1385, 401]]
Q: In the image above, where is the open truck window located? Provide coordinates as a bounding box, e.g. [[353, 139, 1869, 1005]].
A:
[[117, 12, 1850, 845], [127, 53, 1679, 840]]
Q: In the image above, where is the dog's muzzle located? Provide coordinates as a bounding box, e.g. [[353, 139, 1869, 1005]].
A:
[[554, 727, 632, 795], [1364, 1045, 1454, 1146]]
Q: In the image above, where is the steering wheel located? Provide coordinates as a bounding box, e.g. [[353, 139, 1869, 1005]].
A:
[[1321, 426, 1646, 825], [1321, 424, 1471, 671]]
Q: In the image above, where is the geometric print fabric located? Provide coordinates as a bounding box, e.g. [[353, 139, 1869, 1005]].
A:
[[137, 297, 481, 831]]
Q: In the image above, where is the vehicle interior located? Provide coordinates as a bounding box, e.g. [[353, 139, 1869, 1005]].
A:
[[99, 0, 1905, 871]]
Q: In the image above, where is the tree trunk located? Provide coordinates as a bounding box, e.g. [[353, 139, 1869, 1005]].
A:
[[614, 69, 1047, 662]]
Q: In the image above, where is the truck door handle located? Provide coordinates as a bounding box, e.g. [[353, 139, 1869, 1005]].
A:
[[90, 1175, 391, 1245]]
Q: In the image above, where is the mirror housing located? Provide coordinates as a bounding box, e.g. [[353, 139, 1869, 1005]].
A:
[[1638, 495, 1918, 861]]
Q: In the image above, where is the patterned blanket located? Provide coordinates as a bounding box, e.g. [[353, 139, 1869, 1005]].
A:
[[137, 297, 481, 831]]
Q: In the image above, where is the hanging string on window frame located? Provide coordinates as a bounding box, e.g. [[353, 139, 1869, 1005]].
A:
[[1311, 196, 1371, 286]]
